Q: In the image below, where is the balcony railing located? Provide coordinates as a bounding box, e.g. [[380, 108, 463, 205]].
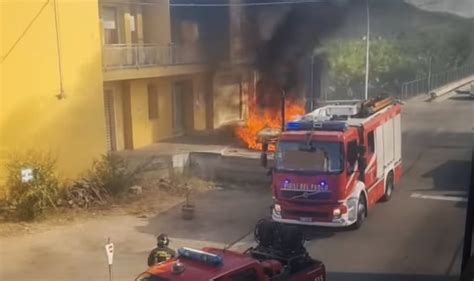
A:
[[102, 44, 206, 70]]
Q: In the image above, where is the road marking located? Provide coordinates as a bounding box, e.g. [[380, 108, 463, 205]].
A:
[[410, 193, 467, 202]]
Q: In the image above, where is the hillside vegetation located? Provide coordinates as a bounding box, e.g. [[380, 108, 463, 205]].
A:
[[324, 0, 474, 94]]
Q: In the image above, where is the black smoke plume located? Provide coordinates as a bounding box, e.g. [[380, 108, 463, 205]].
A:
[[256, 1, 349, 97]]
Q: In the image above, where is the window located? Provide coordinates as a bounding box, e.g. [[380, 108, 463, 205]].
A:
[[347, 140, 358, 173], [147, 84, 159, 120], [276, 141, 343, 173], [102, 7, 119, 44], [367, 131, 375, 154], [128, 6, 142, 44]]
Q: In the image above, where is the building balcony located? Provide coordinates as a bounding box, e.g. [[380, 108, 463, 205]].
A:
[[102, 44, 209, 81]]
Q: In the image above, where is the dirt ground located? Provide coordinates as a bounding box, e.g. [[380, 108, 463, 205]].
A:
[[0, 181, 270, 281], [0, 177, 213, 238]]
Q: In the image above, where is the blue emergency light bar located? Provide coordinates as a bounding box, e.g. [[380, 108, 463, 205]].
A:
[[286, 121, 348, 132], [177, 247, 223, 266]]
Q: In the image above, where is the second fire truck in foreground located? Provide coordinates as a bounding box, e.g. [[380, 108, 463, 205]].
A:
[[261, 97, 402, 228], [135, 220, 326, 281]]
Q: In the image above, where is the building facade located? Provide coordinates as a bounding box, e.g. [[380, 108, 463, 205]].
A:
[[1, 0, 253, 185], [99, 0, 212, 151], [1, 0, 107, 183]]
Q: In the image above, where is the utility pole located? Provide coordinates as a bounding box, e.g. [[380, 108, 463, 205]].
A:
[[310, 54, 315, 110], [427, 56, 433, 92], [281, 89, 286, 131], [364, 0, 371, 100]]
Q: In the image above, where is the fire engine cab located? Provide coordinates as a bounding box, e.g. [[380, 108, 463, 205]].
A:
[[261, 97, 402, 228]]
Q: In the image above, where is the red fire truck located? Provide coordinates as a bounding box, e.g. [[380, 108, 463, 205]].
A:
[[135, 220, 326, 281], [260, 97, 402, 228]]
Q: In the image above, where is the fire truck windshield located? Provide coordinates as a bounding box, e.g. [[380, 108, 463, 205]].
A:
[[275, 141, 343, 173]]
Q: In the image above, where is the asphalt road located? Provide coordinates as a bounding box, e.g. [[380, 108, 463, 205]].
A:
[[310, 89, 473, 281], [0, 90, 472, 281]]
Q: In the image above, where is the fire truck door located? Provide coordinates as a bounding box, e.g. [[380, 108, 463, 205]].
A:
[[383, 118, 395, 169], [364, 130, 377, 187], [394, 114, 402, 163], [375, 126, 384, 180]]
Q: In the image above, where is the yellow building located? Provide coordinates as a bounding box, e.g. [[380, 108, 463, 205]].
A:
[[1, 0, 107, 184], [0, 0, 231, 187], [99, 0, 212, 150]]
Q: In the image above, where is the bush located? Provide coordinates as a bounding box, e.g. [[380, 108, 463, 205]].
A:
[[5, 151, 59, 220], [88, 154, 147, 197]]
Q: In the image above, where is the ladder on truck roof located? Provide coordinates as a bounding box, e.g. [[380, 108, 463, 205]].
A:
[[295, 97, 395, 124], [257, 97, 396, 143]]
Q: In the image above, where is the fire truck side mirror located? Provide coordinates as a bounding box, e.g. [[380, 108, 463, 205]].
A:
[[260, 152, 268, 168]]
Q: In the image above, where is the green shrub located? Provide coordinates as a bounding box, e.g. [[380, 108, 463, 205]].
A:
[[89, 154, 147, 196], [5, 151, 59, 220]]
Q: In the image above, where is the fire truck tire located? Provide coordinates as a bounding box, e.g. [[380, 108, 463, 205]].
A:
[[352, 194, 367, 230], [381, 171, 394, 202]]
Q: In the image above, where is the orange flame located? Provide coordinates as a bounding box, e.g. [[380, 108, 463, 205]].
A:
[[235, 100, 305, 150]]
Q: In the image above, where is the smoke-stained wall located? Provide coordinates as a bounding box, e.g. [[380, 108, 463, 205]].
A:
[[171, 0, 230, 64]]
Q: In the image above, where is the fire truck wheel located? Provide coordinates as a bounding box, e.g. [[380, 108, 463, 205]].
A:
[[381, 171, 394, 202], [352, 194, 367, 230]]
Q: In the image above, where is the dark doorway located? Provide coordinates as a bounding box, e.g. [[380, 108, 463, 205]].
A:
[[172, 80, 193, 135]]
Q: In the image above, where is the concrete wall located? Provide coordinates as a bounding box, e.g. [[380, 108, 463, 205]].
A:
[[105, 79, 173, 150], [104, 73, 210, 150], [1, 0, 106, 185]]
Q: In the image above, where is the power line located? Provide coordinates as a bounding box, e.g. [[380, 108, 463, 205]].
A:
[[102, 0, 327, 7], [170, 0, 328, 7], [1, 0, 51, 64], [53, 0, 65, 98], [101, 0, 328, 7]]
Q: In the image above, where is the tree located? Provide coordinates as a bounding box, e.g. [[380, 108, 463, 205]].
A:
[[400, 22, 474, 76], [325, 39, 412, 94]]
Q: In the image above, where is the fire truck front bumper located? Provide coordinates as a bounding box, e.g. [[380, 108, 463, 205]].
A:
[[271, 200, 358, 227]]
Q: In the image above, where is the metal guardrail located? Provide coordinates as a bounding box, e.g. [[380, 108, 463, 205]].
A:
[[319, 64, 474, 103], [102, 43, 206, 70], [400, 64, 474, 99]]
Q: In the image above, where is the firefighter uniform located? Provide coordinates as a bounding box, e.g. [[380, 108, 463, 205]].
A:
[[147, 234, 176, 266]]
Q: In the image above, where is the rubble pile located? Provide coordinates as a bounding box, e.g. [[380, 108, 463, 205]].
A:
[[64, 180, 111, 209]]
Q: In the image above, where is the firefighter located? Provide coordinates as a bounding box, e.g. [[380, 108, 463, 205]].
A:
[[147, 234, 176, 267]]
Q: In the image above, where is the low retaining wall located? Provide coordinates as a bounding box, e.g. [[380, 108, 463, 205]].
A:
[[429, 75, 474, 100], [188, 152, 272, 184]]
